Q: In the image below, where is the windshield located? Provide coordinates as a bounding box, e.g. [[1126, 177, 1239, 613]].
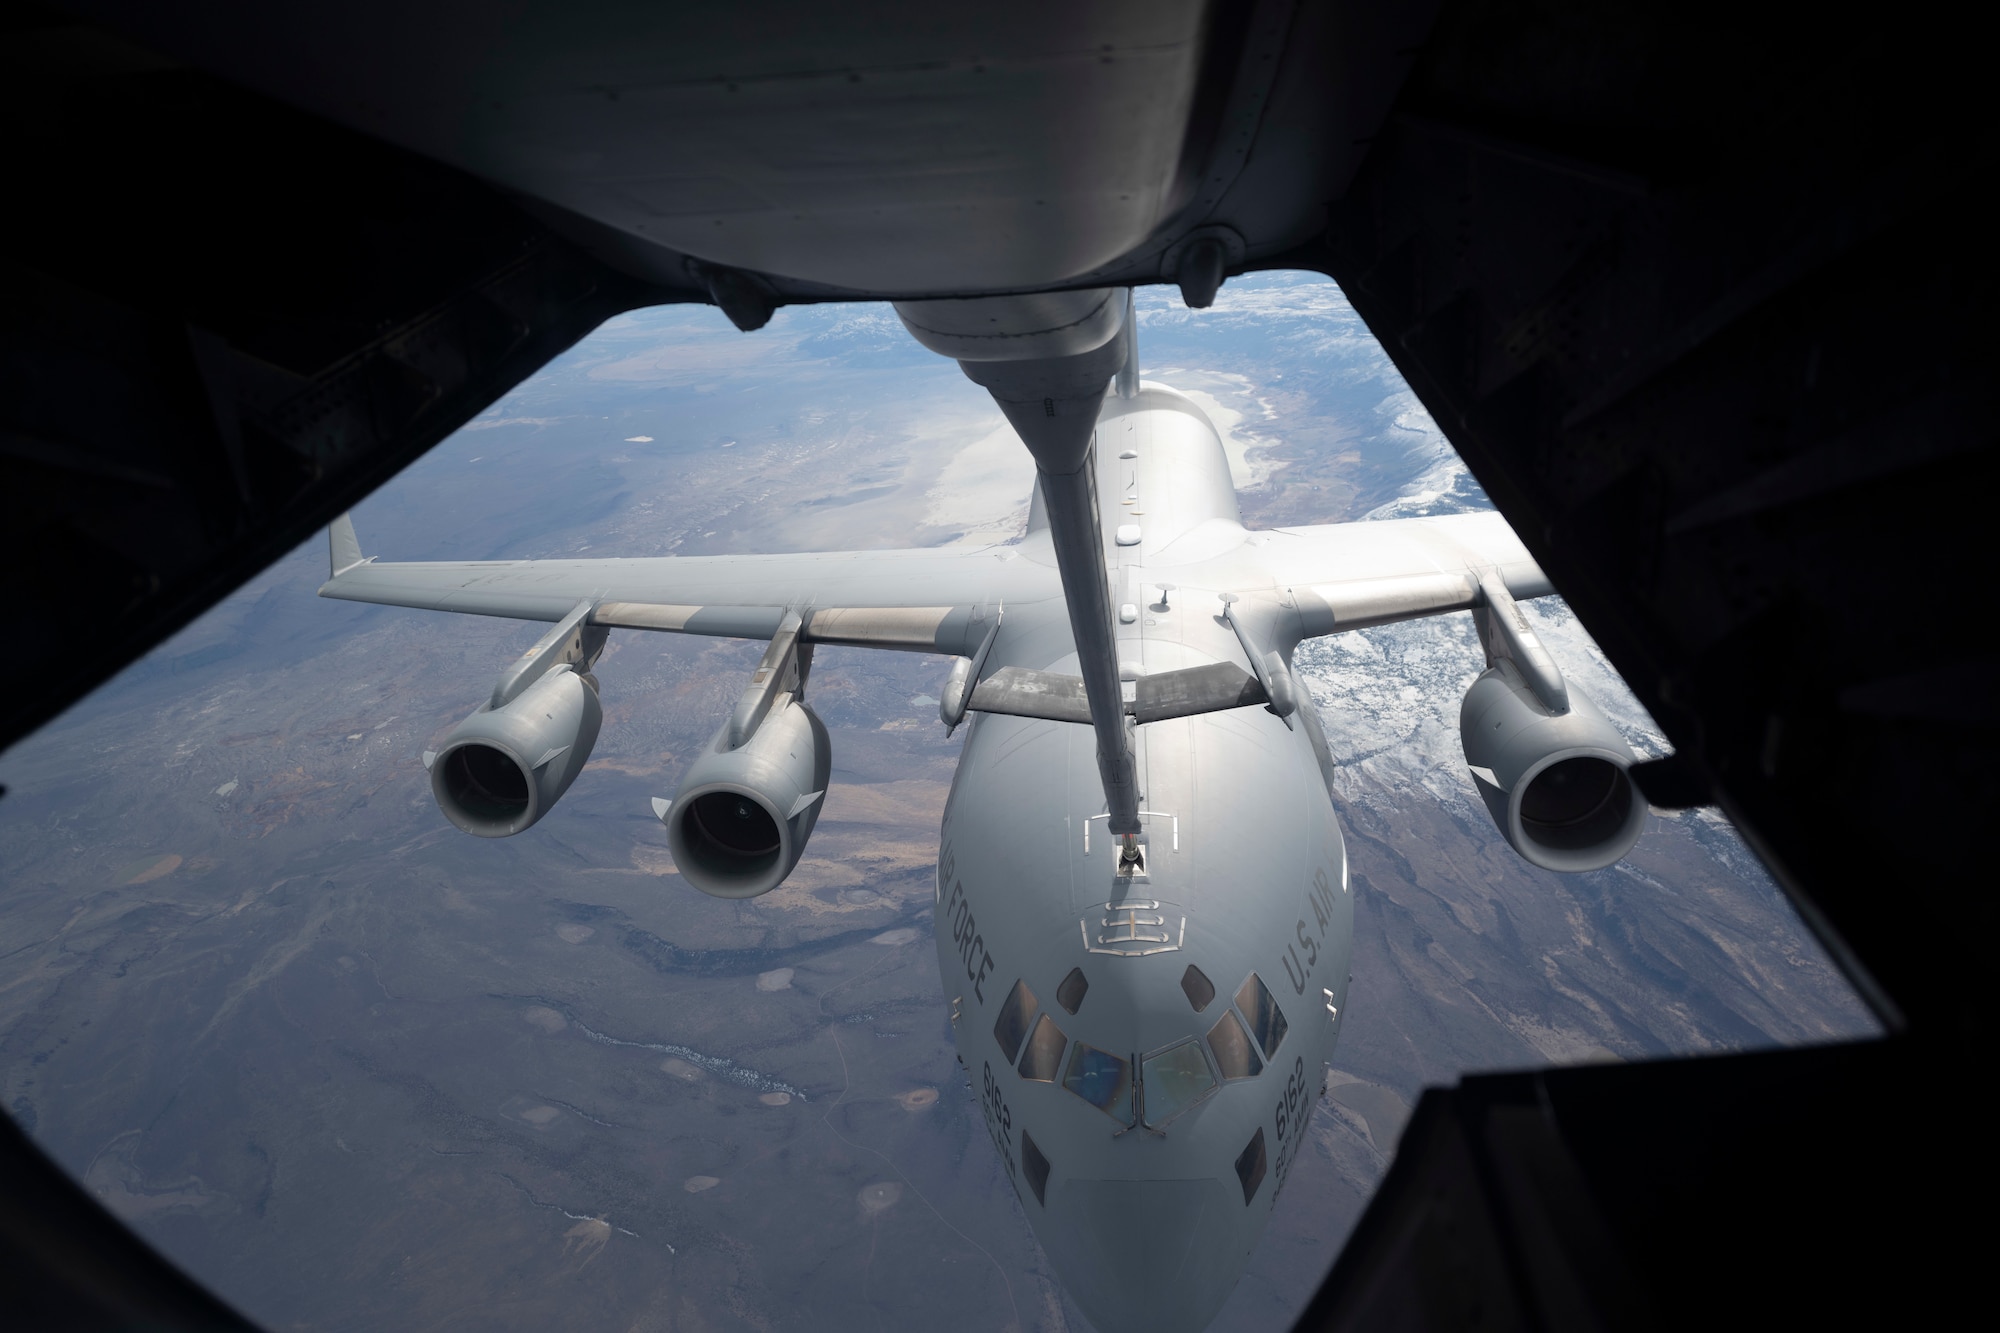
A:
[[1063, 1043, 1136, 1125], [1235, 971, 1289, 1060], [1141, 1040, 1217, 1128]]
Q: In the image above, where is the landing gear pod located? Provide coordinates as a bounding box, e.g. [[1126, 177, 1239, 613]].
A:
[[1460, 661, 1644, 872], [665, 700, 831, 898], [431, 665, 602, 837]]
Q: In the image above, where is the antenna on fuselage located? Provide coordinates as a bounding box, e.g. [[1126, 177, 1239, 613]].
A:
[[1114, 287, 1139, 399]]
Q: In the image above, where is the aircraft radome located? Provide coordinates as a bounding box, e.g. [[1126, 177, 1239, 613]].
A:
[[318, 289, 1644, 1333]]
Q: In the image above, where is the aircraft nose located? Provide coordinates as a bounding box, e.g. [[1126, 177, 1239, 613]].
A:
[[1048, 1176, 1245, 1333]]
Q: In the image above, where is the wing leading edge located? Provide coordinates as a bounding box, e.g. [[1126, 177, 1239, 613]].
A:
[[1258, 511, 1554, 635], [317, 515, 1061, 656], [316, 508, 1551, 672]]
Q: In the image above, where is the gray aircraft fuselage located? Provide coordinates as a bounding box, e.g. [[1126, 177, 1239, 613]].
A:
[[935, 383, 1351, 1333], [316, 348, 1605, 1332]]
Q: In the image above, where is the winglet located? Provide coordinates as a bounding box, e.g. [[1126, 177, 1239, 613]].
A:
[[329, 513, 367, 578]]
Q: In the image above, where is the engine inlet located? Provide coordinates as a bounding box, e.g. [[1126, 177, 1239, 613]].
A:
[[1519, 756, 1633, 852], [439, 744, 531, 827], [688, 791, 781, 858]]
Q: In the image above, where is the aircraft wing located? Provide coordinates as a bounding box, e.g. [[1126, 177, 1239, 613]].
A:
[[945, 511, 1557, 729], [318, 515, 1057, 655], [1257, 511, 1554, 633]]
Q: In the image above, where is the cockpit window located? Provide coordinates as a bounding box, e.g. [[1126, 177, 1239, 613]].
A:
[[1021, 1130, 1052, 1206], [1057, 966, 1089, 1014], [1234, 972, 1288, 1059], [993, 979, 1037, 1064], [1179, 963, 1215, 1011], [1235, 1127, 1268, 1204], [1018, 1014, 1067, 1082], [1140, 1039, 1217, 1128], [1062, 1042, 1134, 1125], [1206, 1008, 1264, 1080]]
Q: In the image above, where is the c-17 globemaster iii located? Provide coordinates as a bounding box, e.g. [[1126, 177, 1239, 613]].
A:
[[318, 289, 1644, 1333]]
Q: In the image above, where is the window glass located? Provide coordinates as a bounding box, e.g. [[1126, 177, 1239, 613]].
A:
[[1141, 1040, 1217, 1128], [1206, 1008, 1264, 1080], [1234, 1127, 1268, 1205], [1018, 1014, 1066, 1082], [1062, 1042, 1134, 1124], [1057, 966, 1089, 1015], [992, 979, 1037, 1064], [1020, 1131, 1051, 1206], [1179, 963, 1215, 1011], [1234, 972, 1288, 1059]]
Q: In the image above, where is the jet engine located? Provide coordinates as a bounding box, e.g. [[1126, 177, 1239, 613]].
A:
[[427, 602, 608, 838], [1460, 660, 1645, 873], [659, 613, 831, 898], [664, 698, 831, 898], [431, 664, 603, 837]]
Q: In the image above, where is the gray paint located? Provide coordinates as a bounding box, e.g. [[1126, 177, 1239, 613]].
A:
[[940, 293, 1144, 837], [317, 373, 1635, 1333], [77, 2, 1219, 294], [664, 697, 831, 899], [1474, 569, 1569, 715], [429, 664, 603, 839], [1461, 664, 1644, 874], [489, 598, 604, 710]]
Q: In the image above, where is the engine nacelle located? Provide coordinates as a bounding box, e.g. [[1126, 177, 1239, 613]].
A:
[[665, 699, 831, 898], [1460, 661, 1644, 872], [431, 665, 602, 837]]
